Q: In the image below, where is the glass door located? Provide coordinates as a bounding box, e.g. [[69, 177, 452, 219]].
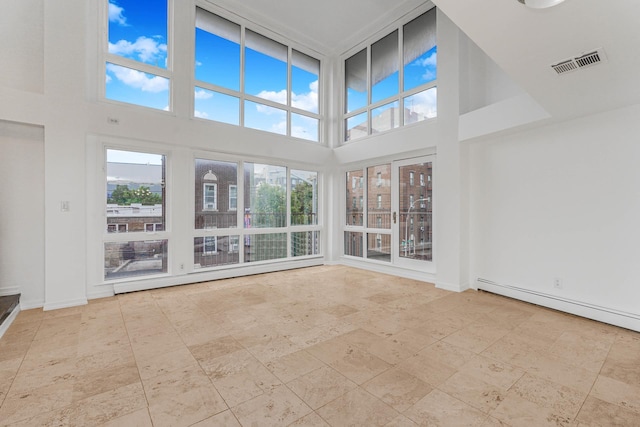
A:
[[392, 156, 434, 270]]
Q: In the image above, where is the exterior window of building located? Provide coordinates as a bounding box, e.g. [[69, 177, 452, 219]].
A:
[[359, 196, 364, 208], [346, 170, 364, 226], [410, 194, 414, 206], [377, 194, 382, 209], [343, 8, 436, 142], [104, 149, 167, 280], [420, 173, 425, 186], [145, 223, 163, 232], [352, 177, 357, 189], [377, 172, 382, 186], [203, 236, 217, 254], [377, 216, 382, 228], [229, 185, 237, 210], [203, 183, 217, 211], [194, 7, 321, 142], [105, 0, 170, 111], [410, 171, 415, 186]]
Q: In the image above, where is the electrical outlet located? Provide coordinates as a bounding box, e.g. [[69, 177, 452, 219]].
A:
[[179, 263, 184, 271], [554, 278, 562, 289]]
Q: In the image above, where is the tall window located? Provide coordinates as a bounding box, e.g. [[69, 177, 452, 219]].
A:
[[105, 0, 170, 110], [344, 8, 437, 142], [194, 8, 321, 142], [104, 149, 167, 280], [203, 183, 217, 210], [229, 185, 238, 210]]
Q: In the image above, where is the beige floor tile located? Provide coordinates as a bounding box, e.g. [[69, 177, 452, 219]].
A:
[[207, 350, 282, 407], [547, 331, 612, 373], [288, 411, 330, 426], [191, 409, 242, 426], [136, 346, 198, 380], [3, 266, 639, 427], [316, 388, 399, 426], [231, 384, 312, 426], [491, 394, 573, 427], [64, 382, 148, 426], [308, 339, 392, 385], [510, 373, 587, 419], [0, 380, 74, 425], [589, 375, 640, 415], [525, 353, 598, 394], [574, 396, 640, 426], [0, 357, 22, 402], [438, 371, 507, 413], [72, 360, 140, 402], [398, 351, 457, 387], [190, 335, 244, 362], [287, 365, 357, 409], [143, 365, 228, 427], [458, 355, 525, 390], [404, 389, 488, 426], [264, 349, 325, 383], [363, 367, 433, 412], [420, 341, 477, 369], [100, 408, 153, 427], [442, 323, 511, 353], [385, 414, 419, 426]]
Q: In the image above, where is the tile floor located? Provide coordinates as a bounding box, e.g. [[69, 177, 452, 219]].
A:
[[0, 265, 639, 426]]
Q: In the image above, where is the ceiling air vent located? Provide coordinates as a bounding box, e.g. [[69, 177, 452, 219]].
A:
[[551, 48, 607, 75], [551, 59, 578, 75]]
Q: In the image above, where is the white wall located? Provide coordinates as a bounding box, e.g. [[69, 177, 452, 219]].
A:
[[0, 121, 45, 307], [469, 103, 640, 329]]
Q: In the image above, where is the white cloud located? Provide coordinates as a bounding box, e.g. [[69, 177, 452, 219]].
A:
[[105, 74, 112, 84], [109, 36, 167, 64], [108, 2, 127, 25], [255, 89, 287, 108], [194, 110, 209, 119], [407, 87, 437, 119], [106, 63, 169, 93], [194, 89, 213, 100], [195, 61, 203, 67], [255, 79, 319, 114], [415, 51, 437, 68], [292, 80, 319, 113], [163, 105, 170, 111]]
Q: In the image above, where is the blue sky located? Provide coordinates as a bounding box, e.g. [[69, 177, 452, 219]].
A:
[[106, 1, 435, 141]]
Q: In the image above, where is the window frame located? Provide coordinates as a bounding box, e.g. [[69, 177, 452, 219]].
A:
[[102, 0, 173, 111], [203, 183, 218, 211], [342, 6, 437, 143], [193, 6, 323, 143]]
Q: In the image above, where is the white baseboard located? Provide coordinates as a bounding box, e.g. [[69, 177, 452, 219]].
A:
[[477, 278, 640, 332], [87, 288, 115, 301], [0, 305, 20, 339], [20, 299, 44, 310], [113, 258, 324, 294], [43, 298, 88, 312], [339, 257, 437, 284], [436, 280, 470, 293], [0, 287, 20, 297]]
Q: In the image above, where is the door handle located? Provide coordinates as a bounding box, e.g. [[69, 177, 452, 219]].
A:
[[393, 212, 397, 224]]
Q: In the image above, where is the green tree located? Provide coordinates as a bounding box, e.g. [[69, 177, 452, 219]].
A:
[[254, 183, 286, 227], [290, 181, 313, 225], [108, 185, 162, 205]]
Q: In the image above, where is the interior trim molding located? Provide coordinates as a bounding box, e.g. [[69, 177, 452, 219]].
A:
[[0, 286, 20, 297], [0, 305, 20, 339], [477, 278, 640, 332], [113, 258, 324, 294], [43, 298, 88, 312]]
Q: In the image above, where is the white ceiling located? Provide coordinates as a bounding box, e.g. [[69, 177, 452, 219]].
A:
[[206, 0, 640, 121], [204, 0, 430, 56]]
